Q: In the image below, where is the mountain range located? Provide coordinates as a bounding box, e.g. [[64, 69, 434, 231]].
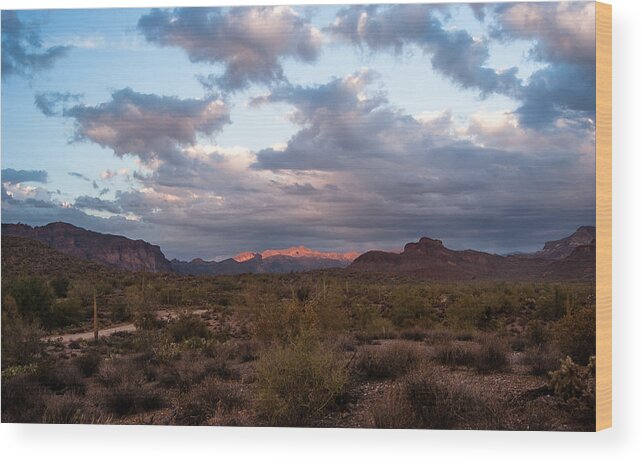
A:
[[348, 226, 595, 281], [1, 222, 596, 280]]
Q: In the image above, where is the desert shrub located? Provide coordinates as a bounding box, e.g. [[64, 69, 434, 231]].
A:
[[352, 304, 396, 341], [42, 297, 86, 328], [400, 329, 426, 341], [387, 288, 427, 327], [253, 300, 303, 344], [552, 307, 595, 365], [526, 320, 549, 346], [73, 352, 102, 377], [174, 378, 244, 425], [96, 358, 143, 387], [42, 393, 91, 424], [102, 383, 165, 416], [157, 353, 234, 391], [370, 387, 417, 429], [1, 297, 44, 368], [7, 276, 54, 320], [433, 342, 477, 367], [50, 276, 71, 298], [333, 334, 357, 352], [403, 368, 499, 429], [424, 329, 455, 345], [256, 332, 348, 426], [233, 339, 260, 362], [454, 331, 475, 342], [474, 336, 509, 373], [355, 341, 422, 379], [537, 286, 570, 321], [109, 297, 131, 323], [166, 312, 210, 342], [1, 372, 46, 422], [549, 356, 596, 404], [510, 337, 527, 352], [522, 345, 561, 376], [36, 361, 86, 394]]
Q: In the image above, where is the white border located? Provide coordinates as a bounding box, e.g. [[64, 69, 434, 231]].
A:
[[1, 0, 641, 461]]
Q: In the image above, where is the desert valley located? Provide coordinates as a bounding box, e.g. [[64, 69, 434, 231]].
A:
[[1, 223, 596, 429]]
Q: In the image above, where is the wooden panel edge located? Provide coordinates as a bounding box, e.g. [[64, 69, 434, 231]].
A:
[[595, 1, 612, 432]]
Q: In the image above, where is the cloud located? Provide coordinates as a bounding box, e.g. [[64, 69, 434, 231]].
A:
[[64, 88, 230, 165], [489, 2, 596, 128], [35, 92, 82, 116], [328, 4, 520, 97], [1, 11, 71, 80], [491, 2, 595, 65], [2, 168, 48, 184], [68, 171, 91, 182], [251, 69, 431, 171], [74, 195, 122, 214], [138, 6, 322, 92]]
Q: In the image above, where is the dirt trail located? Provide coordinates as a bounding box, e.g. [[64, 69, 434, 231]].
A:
[[45, 308, 210, 344], [46, 323, 137, 343]]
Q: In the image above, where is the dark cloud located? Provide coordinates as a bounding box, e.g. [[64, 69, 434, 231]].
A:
[[2, 168, 48, 184], [74, 195, 122, 214], [516, 63, 596, 128], [98, 188, 110, 196], [328, 5, 520, 97], [68, 171, 90, 182], [35, 92, 82, 116], [469, 3, 487, 22], [64, 88, 230, 165], [138, 6, 322, 92], [1, 11, 70, 80]]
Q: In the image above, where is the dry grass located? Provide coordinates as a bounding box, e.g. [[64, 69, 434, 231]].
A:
[[355, 341, 423, 380]]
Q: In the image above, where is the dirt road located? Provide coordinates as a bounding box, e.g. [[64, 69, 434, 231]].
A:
[[46, 323, 137, 343], [45, 308, 210, 344]]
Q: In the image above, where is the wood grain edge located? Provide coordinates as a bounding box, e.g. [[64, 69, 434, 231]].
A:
[[595, 1, 612, 432]]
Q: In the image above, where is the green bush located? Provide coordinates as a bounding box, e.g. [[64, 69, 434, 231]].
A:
[[166, 312, 210, 342], [549, 356, 595, 404], [256, 332, 348, 426], [7, 276, 54, 320], [50, 276, 70, 298], [552, 307, 596, 364], [1, 296, 44, 369]]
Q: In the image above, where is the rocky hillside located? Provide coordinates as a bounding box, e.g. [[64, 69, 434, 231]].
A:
[[2, 222, 172, 272], [529, 226, 596, 260], [1, 235, 114, 279], [349, 229, 596, 281]]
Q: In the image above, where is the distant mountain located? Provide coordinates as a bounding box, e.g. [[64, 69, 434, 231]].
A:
[[2, 222, 172, 273], [348, 229, 596, 281], [172, 245, 358, 276]]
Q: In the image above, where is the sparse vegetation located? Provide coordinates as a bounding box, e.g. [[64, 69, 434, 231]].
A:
[[1, 245, 597, 429]]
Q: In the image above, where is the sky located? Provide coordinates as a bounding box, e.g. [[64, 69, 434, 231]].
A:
[[1, 2, 597, 260]]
